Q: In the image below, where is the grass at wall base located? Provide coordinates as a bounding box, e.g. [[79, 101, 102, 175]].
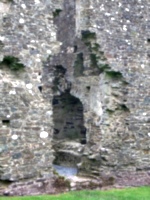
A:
[[0, 186, 150, 200]]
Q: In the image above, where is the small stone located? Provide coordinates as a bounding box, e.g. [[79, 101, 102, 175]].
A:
[[46, 111, 53, 116], [36, 58, 41, 62], [12, 135, 18, 140], [26, 83, 33, 89], [21, 4, 26, 9], [46, 50, 52, 54], [34, 0, 40, 4], [9, 90, 16, 95], [19, 18, 25, 24], [40, 131, 48, 139]]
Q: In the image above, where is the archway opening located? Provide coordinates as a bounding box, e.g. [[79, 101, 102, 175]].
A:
[[53, 91, 86, 142], [52, 91, 86, 169]]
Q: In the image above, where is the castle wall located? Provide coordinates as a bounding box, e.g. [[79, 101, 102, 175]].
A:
[[0, 0, 149, 194]]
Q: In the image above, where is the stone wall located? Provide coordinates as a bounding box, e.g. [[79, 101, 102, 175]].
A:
[[0, 0, 150, 195], [0, 0, 58, 181]]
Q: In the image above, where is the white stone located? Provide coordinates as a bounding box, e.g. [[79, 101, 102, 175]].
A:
[[21, 4, 26, 9], [7, 115, 10, 118], [40, 131, 48, 139], [12, 135, 18, 140], [34, 0, 40, 4], [9, 90, 16, 95], [29, 90, 34, 95], [36, 54, 40, 57], [19, 18, 25, 24], [26, 83, 33, 89], [46, 111, 53, 116], [0, 36, 5, 41], [101, 148, 107, 152], [31, 40, 35, 43], [118, 3, 122, 7], [125, 8, 130, 12], [148, 133, 150, 137], [141, 64, 145, 69], [51, 32, 56, 37], [36, 58, 41, 62], [111, 17, 115, 21], [105, 13, 111, 16], [143, 113, 147, 116], [123, 25, 127, 31], [46, 50, 52, 54], [70, 182, 76, 187]]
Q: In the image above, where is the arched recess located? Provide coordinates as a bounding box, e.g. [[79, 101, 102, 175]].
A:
[[53, 91, 86, 143], [52, 65, 86, 168]]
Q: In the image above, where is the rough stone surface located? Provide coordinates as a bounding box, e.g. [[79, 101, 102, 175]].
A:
[[0, 0, 150, 196]]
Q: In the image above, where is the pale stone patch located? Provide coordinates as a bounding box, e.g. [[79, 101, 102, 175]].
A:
[[0, 2, 10, 13], [0, 36, 5, 41], [36, 58, 41, 62], [67, 47, 74, 53], [26, 83, 33, 89], [148, 133, 150, 137], [143, 113, 147, 116], [46, 111, 53, 116], [19, 18, 25, 24], [9, 90, 16, 95], [46, 49, 52, 54], [123, 25, 127, 31], [34, 0, 40, 4], [12, 135, 18, 140], [29, 90, 34, 95], [125, 8, 130, 12], [31, 40, 35, 43], [141, 64, 145, 69], [21, 4, 26, 9], [40, 131, 48, 138]]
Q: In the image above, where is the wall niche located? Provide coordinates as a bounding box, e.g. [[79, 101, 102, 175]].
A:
[[52, 91, 86, 143]]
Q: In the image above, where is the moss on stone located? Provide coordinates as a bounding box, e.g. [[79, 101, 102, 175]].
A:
[[92, 43, 100, 52], [74, 52, 84, 77], [53, 9, 62, 18], [105, 71, 123, 79], [0, 56, 25, 71], [81, 30, 96, 41]]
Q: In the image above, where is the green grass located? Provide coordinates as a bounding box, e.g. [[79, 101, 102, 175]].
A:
[[0, 187, 149, 200]]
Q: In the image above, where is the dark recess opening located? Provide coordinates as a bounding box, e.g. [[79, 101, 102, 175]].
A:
[[2, 120, 10, 126], [147, 38, 150, 43], [38, 86, 42, 93], [74, 45, 78, 53], [52, 91, 86, 143], [86, 86, 91, 91]]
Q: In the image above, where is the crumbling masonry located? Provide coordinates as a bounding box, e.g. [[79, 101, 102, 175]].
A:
[[0, 0, 150, 195]]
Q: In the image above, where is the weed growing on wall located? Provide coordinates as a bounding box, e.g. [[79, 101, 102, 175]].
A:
[[0, 56, 25, 71]]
